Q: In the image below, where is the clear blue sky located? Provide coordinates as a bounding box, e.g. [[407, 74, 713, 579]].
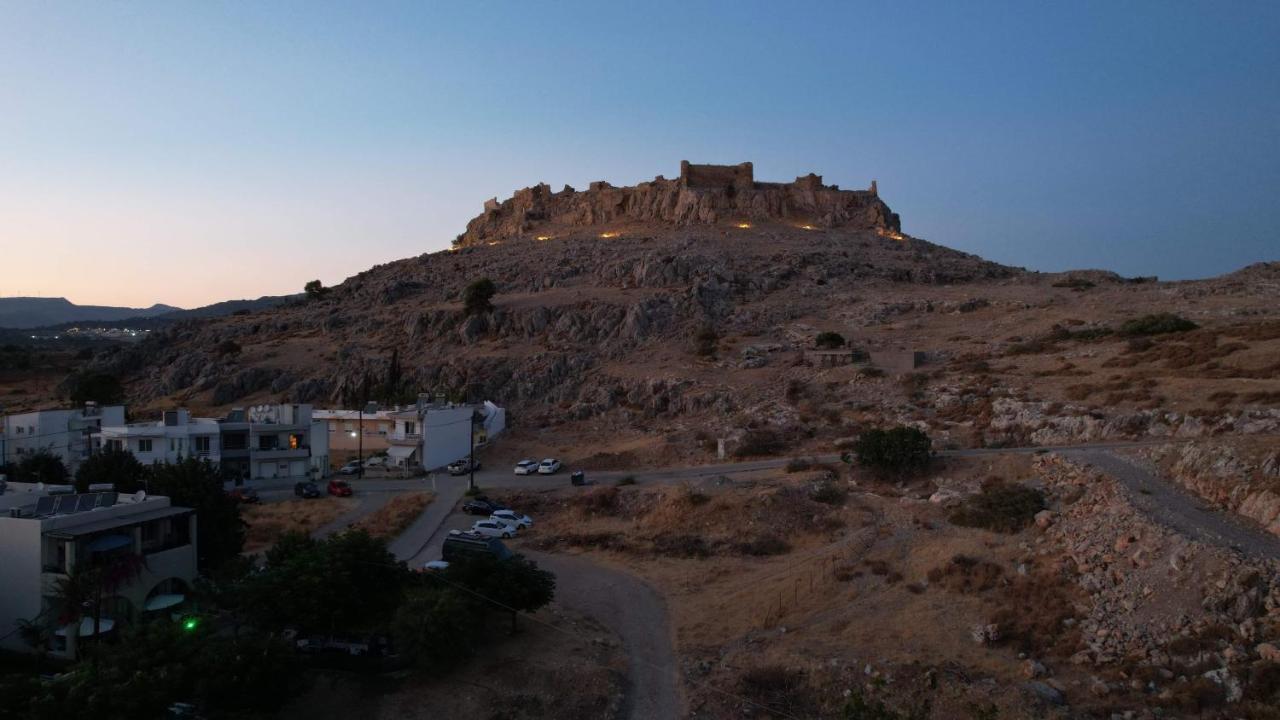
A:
[[2, 1, 1277, 307]]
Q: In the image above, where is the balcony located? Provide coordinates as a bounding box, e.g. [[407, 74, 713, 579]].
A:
[[251, 447, 310, 460], [387, 434, 421, 446]]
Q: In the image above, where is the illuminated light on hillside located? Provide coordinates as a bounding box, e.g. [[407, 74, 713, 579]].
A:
[[535, 235, 552, 241], [487, 241, 502, 246], [735, 223, 751, 229], [877, 228, 907, 242], [600, 232, 619, 238], [800, 224, 815, 230]]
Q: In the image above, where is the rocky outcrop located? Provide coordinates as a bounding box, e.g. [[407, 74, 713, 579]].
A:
[[455, 161, 900, 247]]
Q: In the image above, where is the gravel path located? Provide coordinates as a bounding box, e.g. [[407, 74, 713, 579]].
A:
[[522, 550, 682, 720], [1064, 449, 1280, 560]]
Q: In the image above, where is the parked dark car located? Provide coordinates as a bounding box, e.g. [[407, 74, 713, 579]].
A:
[[442, 530, 513, 562], [294, 481, 321, 499], [227, 487, 260, 504], [447, 458, 480, 476], [327, 479, 353, 497], [462, 496, 507, 515], [570, 470, 586, 486]]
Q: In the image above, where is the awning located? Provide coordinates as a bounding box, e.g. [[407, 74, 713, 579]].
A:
[[55, 617, 115, 637], [144, 594, 185, 612], [386, 445, 416, 460], [87, 534, 132, 553]]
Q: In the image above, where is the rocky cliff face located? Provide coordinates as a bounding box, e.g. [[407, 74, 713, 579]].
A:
[[455, 161, 900, 247]]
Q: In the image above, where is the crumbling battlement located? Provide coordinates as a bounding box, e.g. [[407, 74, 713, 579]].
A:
[[456, 160, 900, 247]]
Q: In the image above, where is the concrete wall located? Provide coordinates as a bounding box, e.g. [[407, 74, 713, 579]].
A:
[[421, 406, 474, 471], [0, 518, 44, 653]]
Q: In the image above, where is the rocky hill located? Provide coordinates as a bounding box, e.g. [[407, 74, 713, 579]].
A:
[[74, 161, 1278, 467]]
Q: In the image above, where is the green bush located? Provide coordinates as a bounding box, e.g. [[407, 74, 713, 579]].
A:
[[949, 482, 1046, 533], [463, 277, 497, 315], [815, 331, 846, 349], [809, 480, 848, 506], [851, 427, 932, 474], [1119, 313, 1197, 336], [66, 371, 124, 405]]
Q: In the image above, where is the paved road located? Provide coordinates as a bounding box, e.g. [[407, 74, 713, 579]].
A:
[[523, 550, 682, 720], [1064, 449, 1280, 560]]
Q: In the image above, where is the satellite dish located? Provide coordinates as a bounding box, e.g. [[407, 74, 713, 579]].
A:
[[133, 490, 147, 502]]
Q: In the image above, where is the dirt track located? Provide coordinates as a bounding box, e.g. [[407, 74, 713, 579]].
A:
[[522, 551, 682, 720]]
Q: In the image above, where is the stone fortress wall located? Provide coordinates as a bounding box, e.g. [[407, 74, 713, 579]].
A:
[[456, 161, 901, 247]]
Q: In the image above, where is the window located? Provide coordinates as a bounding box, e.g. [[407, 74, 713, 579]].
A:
[[107, 439, 123, 452], [138, 438, 153, 453], [343, 422, 353, 431], [289, 434, 302, 450], [170, 438, 176, 452], [405, 421, 416, 435], [194, 436, 211, 454], [15, 426, 24, 435], [378, 423, 389, 435], [258, 435, 279, 451]]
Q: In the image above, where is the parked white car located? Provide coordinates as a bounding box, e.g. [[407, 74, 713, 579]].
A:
[[514, 459, 539, 475], [422, 560, 450, 572], [492, 509, 533, 529], [537, 458, 562, 475], [471, 519, 516, 539]]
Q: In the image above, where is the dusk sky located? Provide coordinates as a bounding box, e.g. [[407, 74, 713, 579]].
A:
[[2, 1, 1277, 308]]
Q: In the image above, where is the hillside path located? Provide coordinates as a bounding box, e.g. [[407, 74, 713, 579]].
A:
[[1063, 449, 1280, 561]]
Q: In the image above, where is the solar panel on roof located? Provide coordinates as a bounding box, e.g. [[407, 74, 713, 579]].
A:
[[75, 495, 97, 512], [34, 496, 56, 516], [53, 495, 78, 514]]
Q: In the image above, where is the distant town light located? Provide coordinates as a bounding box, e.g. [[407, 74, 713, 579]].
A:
[[487, 241, 502, 246], [736, 223, 751, 229], [535, 235, 552, 241], [600, 232, 619, 238], [800, 224, 815, 230]]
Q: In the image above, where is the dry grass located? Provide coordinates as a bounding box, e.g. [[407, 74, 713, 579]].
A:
[[351, 491, 434, 539], [242, 498, 355, 553]]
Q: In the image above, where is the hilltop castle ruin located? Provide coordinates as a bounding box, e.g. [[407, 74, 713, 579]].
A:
[[455, 161, 900, 247]]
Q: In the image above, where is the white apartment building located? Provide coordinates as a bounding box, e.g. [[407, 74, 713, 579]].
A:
[[384, 398, 506, 471], [216, 404, 329, 482], [1, 403, 126, 472], [97, 409, 222, 466], [0, 483, 197, 659]]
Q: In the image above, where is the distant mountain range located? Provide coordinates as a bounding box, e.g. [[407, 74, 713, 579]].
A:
[[0, 295, 296, 330]]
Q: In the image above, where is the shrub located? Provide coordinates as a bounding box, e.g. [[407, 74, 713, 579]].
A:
[[464, 485, 485, 497], [851, 427, 932, 475], [303, 279, 329, 300], [1051, 276, 1096, 290], [815, 331, 846, 349], [463, 277, 497, 315], [1119, 313, 1197, 336], [735, 534, 791, 556], [949, 483, 1045, 533], [615, 475, 637, 486], [215, 339, 242, 356], [785, 457, 813, 473], [809, 480, 847, 506], [693, 325, 718, 357], [733, 428, 790, 458]]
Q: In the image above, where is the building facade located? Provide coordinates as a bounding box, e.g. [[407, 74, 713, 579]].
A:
[[0, 484, 197, 659], [313, 408, 394, 465], [97, 409, 222, 466], [216, 404, 329, 482], [383, 398, 506, 471], [1, 403, 126, 472]]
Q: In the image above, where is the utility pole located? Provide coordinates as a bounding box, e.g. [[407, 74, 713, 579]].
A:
[[357, 405, 363, 480], [468, 413, 476, 492]]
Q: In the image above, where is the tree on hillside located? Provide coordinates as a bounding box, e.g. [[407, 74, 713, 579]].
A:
[[67, 371, 125, 405], [303, 279, 329, 300], [393, 586, 482, 669], [815, 331, 846, 349], [242, 530, 411, 635], [14, 451, 69, 485], [442, 554, 555, 633], [463, 278, 496, 316], [148, 458, 244, 572], [74, 448, 146, 493], [851, 427, 933, 476]]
